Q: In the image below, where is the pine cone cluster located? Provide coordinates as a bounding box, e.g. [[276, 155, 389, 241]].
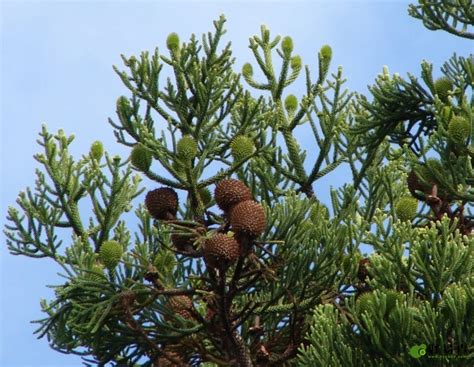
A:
[[143, 178, 267, 271], [214, 179, 266, 238], [200, 179, 267, 269]]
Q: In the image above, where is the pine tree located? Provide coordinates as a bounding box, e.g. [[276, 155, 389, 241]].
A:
[[298, 1, 474, 366], [3, 4, 473, 367]]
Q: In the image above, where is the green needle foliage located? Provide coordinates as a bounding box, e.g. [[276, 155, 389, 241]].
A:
[[408, 0, 474, 39], [3, 5, 473, 367]]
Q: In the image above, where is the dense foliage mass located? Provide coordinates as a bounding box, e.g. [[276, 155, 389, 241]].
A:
[[4, 2, 473, 366]]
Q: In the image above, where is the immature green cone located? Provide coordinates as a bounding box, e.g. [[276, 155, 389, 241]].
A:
[[99, 241, 123, 269], [284, 95, 298, 113], [117, 96, 132, 118], [448, 116, 470, 145], [130, 144, 152, 171], [281, 36, 294, 57], [166, 32, 180, 51], [290, 55, 302, 70], [177, 135, 198, 161], [433, 76, 453, 103], [441, 106, 452, 122], [320, 44, 332, 61], [90, 141, 104, 160], [242, 63, 253, 78], [395, 197, 418, 222], [230, 135, 255, 162]]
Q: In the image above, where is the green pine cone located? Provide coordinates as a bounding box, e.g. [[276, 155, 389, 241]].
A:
[[441, 106, 452, 122], [290, 55, 302, 70], [395, 197, 418, 222], [177, 135, 198, 161], [99, 240, 123, 269], [230, 135, 255, 162], [448, 116, 470, 145], [130, 144, 152, 172], [90, 141, 104, 160], [242, 63, 253, 77], [433, 76, 453, 103], [284, 95, 298, 113], [320, 44, 332, 61], [281, 36, 294, 57], [117, 96, 132, 117], [166, 32, 180, 50]]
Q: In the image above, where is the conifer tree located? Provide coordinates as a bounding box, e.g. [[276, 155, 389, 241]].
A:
[[4, 3, 473, 367], [299, 1, 474, 366]]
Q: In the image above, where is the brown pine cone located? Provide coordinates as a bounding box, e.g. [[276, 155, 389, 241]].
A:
[[165, 295, 194, 321], [145, 187, 179, 220], [203, 233, 240, 268], [229, 200, 266, 238], [214, 178, 253, 212]]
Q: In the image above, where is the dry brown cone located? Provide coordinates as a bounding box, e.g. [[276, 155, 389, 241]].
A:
[[145, 187, 179, 220], [203, 232, 240, 269], [214, 178, 253, 212], [229, 200, 266, 238], [165, 295, 194, 321]]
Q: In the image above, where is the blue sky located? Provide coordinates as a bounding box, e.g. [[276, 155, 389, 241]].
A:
[[1, 1, 472, 366]]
